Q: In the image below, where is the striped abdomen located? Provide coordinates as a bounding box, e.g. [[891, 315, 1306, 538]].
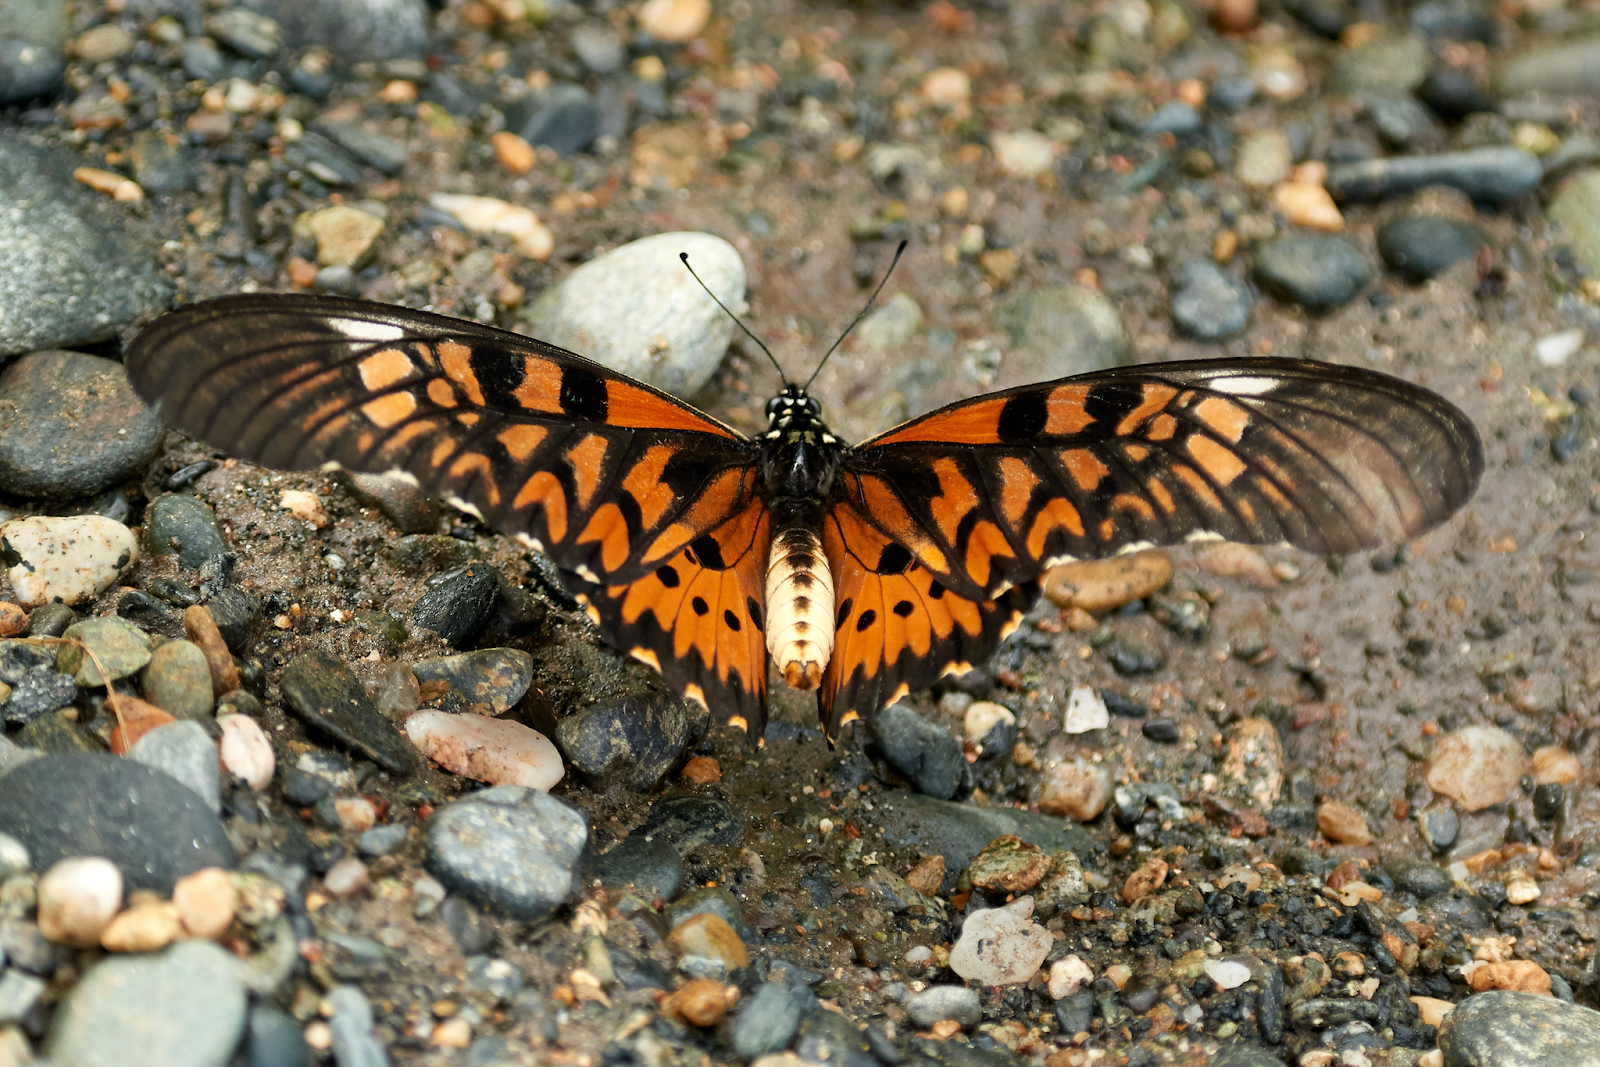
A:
[[765, 527, 835, 690]]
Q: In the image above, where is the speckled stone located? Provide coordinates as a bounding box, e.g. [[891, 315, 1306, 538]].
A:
[[279, 650, 419, 775], [0, 515, 138, 610], [144, 494, 227, 570], [1440, 990, 1600, 1066], [425, 785, 587, 920], [410, 648, 533, 714], [554, 689, 693, 790]]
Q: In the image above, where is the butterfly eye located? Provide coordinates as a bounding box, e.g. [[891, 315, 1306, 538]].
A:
[[766, 397, 783, 417], [806, 397, 820, 415]]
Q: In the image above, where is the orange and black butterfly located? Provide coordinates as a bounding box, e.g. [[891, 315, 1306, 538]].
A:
[[126, 280, 1482, 743]]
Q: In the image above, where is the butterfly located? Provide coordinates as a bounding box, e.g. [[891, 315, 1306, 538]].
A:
[[125, 286, 1483, 744]]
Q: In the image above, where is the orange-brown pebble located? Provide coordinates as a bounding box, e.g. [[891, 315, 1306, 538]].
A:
[[661, 979, 737, 1026], [1332, 951, 1366, 979], [1410, 996, 1455, 1027], [0, 602, 25, 636], [1211, 0, 1258, 31], [378, 79, 418, 104], [926, 0, 974, 33], [1317, 800, 1373, 846], [665, 913, 748, 971], [173, 867, 237, 940], [1324, 859, 1362, 891], [100, 898, 183, 952], [108, 695, 177, 755], [432, 1018, 472, 1048], [1044, 550, 1173, 612], [1531, 745, 1580, 786], [905, 855, 945, 896], [287, 256, 318, 287], [681, 756, 722, 785], [1273, 181, 1344, 232], [491, 131, 537, 174], [1464, 960, 1551, 995], [184, 605, 241, 695], [1212, 230, 1239, 263], [1122, 857, 1168, 905], [1198, 542, 1278, 587]]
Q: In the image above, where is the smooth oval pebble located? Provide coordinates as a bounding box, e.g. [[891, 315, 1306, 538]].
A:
[[38, 855, 124, 947], [1531, 745, 1580, 786], [99, 898, 183, 952], [217, 713, 275, 790], [949, 897, 1052, 985], [58, 615, 152, 686], [666, 913, 749, 971], [1044, 550, 1172, 612], [1317, 799, 1373, 845], [521, 232, 745, 397], [0, 515, 138, 609], [637, 0, 711, 41], [662, 978, 735, 1026], [1037, 756, 1113, 821], [963, 701, 1015, 744], [406, 710, 563, 790], [1204, 958, 1252, 990], [173, 867, 236, 940], [1428, 724, 1528, 811], [323, 856, 370, 897]]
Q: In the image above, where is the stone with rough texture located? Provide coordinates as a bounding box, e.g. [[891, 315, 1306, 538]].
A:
[[0, 350, 162, 499], [1169, 259, 1253, 341], [1439, 989, 1600, 1066], [279, 650, 420, 774], [1038, 755, 1115, 820], [1253, 235, 1372, 309], [949, 897, 1052, 985], [554, 689, 692, 790], [1427, 724, 1527, 811], [426, 785, 587, 920], [868, 702, 969, 800], [868, 791, 1097, 886], [410, 648, 533, 713], [0, 132, 172, 357], [0, 515, 137, 609], [57, 616, 150, 685], [244, 0, 427, 62], [406, 710, 563, 790], [522, 232, 745, 397]]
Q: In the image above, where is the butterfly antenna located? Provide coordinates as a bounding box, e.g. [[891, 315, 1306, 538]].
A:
[[803, 239, 908, 392], [679, 252, 787, 385]]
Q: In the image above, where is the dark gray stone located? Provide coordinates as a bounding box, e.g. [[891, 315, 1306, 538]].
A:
[[411, 647, 533, 714], [279, 650, 420, 774], [733, 982, 808, 1059], [126, 130, 195, 195], [1208, 1046, 1289, 1067], [0, 131, 172, 357], [14, 708, 94, 751], [24, 602, 75, 637], [283, 130, 362, 187], [246, 1004, 310, 1067], [0, 752, 236, 892], [1440, 990, 1600, 1066], [589, 835, 685, 901], [1367, 96, 1439, 148], [865, 790, 1098, 880], [207, 584, 263, 651], [145, 494, 227, 570], [637, 795, 744, 852], [0, 39, 62, 104], [1141, 101, 1201, 135], [508, 82, 600, 156], [1417, 68, 1499, 121], [1419, 806, 1459, 851], [180, 38, 224, 81], [311, 119, 408, 174], [0, 350, 162, 499], [411, 565, 500, 648], [796, 1008, 876, 1067], [1326, 146, 1541, 204], [1388, 860, 1453, 898], [1169, 258, 1253, 341], [868, 702, 969, 800], [0, 665, 75, 725], [440, 896, 492, 955], [279, 750, 353, 805], [1054, 992, 1095, 1036], [1377, 216, 1488, 279], [426, 785, 587, 920], [1253, 235, 1373, 309], [554, 689, 692, 790]]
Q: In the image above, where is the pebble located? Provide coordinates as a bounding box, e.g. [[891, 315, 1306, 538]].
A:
[[1236, 129, 1292, 189], [1204, 958, 1253, 990], [1496, 36, 1600, 97], [991, 129, 1056, 178], [0, 650, 77, 725], [867, 702, 968, 800], [0, 752, 236, 891], [129, 720, 221, 813], [1063, 686, 1110, 734], [968, 835, 1053, 894], [100, 897, 185, 952], [323, 855, 370, 897], [733, 982, 809, 1059], [1038, 755, 1114, 821], [45, 940, 246, 1067], [410, 648, 533, 713], [637, 0, 712, 41], [426, 785, 587, 920], [1317, 799, 1373, 846], [0, 514, 137, 609], [1535, 329, 1584, 368], [589, 835, 685, 901], [0, 350, 163, 499], [1439, 989, 1600, 1064], [1049, 956, 1095, 998], [1142, 101, 1201, 135], [1169, 258, 1253, 341], [870, 791, 1094, 878], [1417, 68, 1499, 122], [553, 689, 692, 790], [184, 605, 240, 695], [246, 1005, 311, 1067], [1545, 170, 1600, 275], [217, 713, 275, 790], [920, 67, 971, 109], [949, 897, 1052, 986], [1325, 146, 1541, 204], [906, 985, 982, 1028], [58, 616, 151, 686], [1532, 746, 1580, 785], [996, 284, 1131, 378], [0, 39, 64, 104], [312, 119, 407, 175], [1044, 549, 1173, 611], [491, 130, 537, 174], [279, 650, 420, 775], [0, 832, 27, 878], [0, 602, 22, 636], [505, 83, 600, 157], [205, 9, 281, 57], [963, 701, 1015, 745], [666, 913, 748, 977], [855, 292, 924, 350], [1464, 960, 1552, 995], [1376, 215, 1488, 279], [0, 132, 173, 357], [411, 565, 500, 649], [429, 194, 553, 260], [521, 232, 745, 397], [570, 23, 626, 74], [661, 979, 736, 1026], [145, 494, 227, 570], [1331, 33, 1428, 96], [326, 984, 390, 1067], [406, 710, 563, 790], [1273, 180, 1344, 231], [251, 0, 427, 62], [1418, 806, 1459, 852], [1427, 724, 1527, 811], [1252, 234, 1373, 309], [1220, 718, 1285, 809], [37, 856, 123, 947], [172, 867, 236, 940], [358, 822, 410, 856], [206, 584, 262, 652], [26, 602, 76, 637]]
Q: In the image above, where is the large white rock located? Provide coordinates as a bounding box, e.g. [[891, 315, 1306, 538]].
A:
[[406, 710, 563, 790], [1427, 724, 1528, 811], [521, 231, 745, 397], [949, 896, 1052, 986], [0, 515, 137, 609]]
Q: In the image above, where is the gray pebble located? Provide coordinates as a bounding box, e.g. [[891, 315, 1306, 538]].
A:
[[279, 650, 420, 775], [1497, 35, 1600, 96], [44, 940, 247, 1067], [141, 639, 213, 720], [868, 702, 969, 801], [126, 130, 195, 195], [570, 22, 626, 74], [246, 1004, 311, 1067], [206, 584, 263, 652], [553, 689, 693, 790], [1326, 146, 1541, 204], [464, 957, 524, 1001], [1169, 259, 1253, 341], [733, 982, 808, 1058], [180, 38, 224, 81], [588, 835, 685, 902], [411, 565, 499, 649], [663, 886, 749, 939], [426, 786, 587, 920], [0, 969, 44, 1025], [0, 917, 66, 976], [0, 131, 173, 358], [279, 750, 354, 805], [1367, 96, 1439, 149], [0, 39, 63, 105], [358, 822, 410, 857], [145, 494, 227, 570], [204, 9, 282, 57], [24, 603, 75, 637], [410, 648, 533, 714], [326, 985, 390, 1067], [1141, 100, 1201, 135], [0, 665, 76, 726], [129, 720, 220, 813], [866, 790, 1096, 878], [1330, 33, 1428, 96], [58, 616, 151, 686], [506, 82, 600, 157], [905, 985, 982, 1028], [312, 119, 408, 175], [440, 896, 493, 955], [1387, 859, 1452, 898], [995, 284, 1131, 381], [1252, 235, 1373, 309], [250, 0, 428, 63], [1440, 990, 1600, 1066], [1376, 215, 1488, 279]]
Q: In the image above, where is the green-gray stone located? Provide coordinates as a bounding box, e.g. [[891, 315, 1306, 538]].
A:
[[58, 617, 151, 686], [1330, 33, 1428, 96], [140, 640, 212, 719], [145, 494, 226, 570], [1547, 169, 1600, 276], [995, 285, 1130, 380], [279, 650, 420, 775]]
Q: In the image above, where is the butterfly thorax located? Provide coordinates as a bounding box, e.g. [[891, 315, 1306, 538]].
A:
[[759, 388, 844, 691]]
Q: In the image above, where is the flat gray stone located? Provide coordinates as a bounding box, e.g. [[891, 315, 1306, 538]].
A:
[[1440, 990, 1600, 1066], [426, 785, 587, 920], [279, 650, 419, 774], [129, 720, 220, 813]]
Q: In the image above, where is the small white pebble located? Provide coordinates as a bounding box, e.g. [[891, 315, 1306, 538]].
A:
[[1535, 328, 1584, 367], [304, 1021, 333, 1050], [1204, 958, 1252, 990], [218, 713, 275, 790], [1063, 686, 1109, 734], [37, 856, 123, 947], [1048, 956, 1094, 999], [904, 945, 933, 964], [405, 710, 564, 790], [818, 818, 834, 834], [323, 856, 370, 897], [333, 796, 377, 832]]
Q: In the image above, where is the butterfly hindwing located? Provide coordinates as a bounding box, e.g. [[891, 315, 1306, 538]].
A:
[[126, 294, 771, 722]]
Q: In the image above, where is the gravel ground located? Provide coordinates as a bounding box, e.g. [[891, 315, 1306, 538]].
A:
[[5, 0, 1600, 1065]]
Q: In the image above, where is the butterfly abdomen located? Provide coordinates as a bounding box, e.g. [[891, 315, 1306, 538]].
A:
[[764, 526, 835, 691]]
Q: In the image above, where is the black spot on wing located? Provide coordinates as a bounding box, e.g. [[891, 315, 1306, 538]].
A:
[[875, 543, 913, 575], [655, 564, 680, 588], [724, 609, 742, 631], [837, 598, 853, 627], [690, 534, 726, 570], [927, 579, 946, 599], [893, 600, 914, 617], [1083, 380, 1146, 431], [747, 596, 764, 631], [997, 391, 1048, 441], [691, 596, 710, 616], [560, 365, 609, 421], [471, 346, 524, 406], [856, 609, 878, 632]]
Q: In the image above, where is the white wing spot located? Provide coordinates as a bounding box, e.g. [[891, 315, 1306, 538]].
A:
[[445, 494, 484, 520], [574, 564, 600, 583], [1211, 376, 1278, 396], [1114, 540, 1157, 556], [513, 532, 546, 554], [1184, 530, 1225, 543], [331, 319, 406, 342]]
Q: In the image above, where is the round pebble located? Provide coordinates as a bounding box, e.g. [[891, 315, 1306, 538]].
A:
[[99, 898, 184, 953], [949, 897, 1051, 986], [217, 713, 275, 790], [0, 515, 138, 609], [1253, 234, 1373, 309], [323, 856, 370, 897], [867, 702, 968, 800], [666, 913, 749, 977], [127, 719, 221, 813], [0, 602, 24, 637], [173, 867, 237, 940], [37, 856, 123, 947], [662, 978, 735, 1026], [425, 785, 587, 920], [139, 639, 213, 720], [637, 0, 712, 42], [406, 710, 563, 790], [145, 494, 226, 570], [1049, 956, 1094, 998], [1427, 724, 1527, 811], [733, 982, 809, 1059], [58, 616, 151, 686], [0, 40, 65, 105], [1317, 799, 1373, 845], [1170, 259, 1253, 341], [991, 129, 1056, 178], [906, 985, 982, 1028], [1377, 215, 1488, 279], [1038, 755, 1114, 821], [589, 834, 686, 901], [963, 701, 1015, 745]]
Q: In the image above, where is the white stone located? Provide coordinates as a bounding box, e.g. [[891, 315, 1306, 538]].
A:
[[1048, 955, 1094, 998], [1426, 724, 1528, 811], [1203, 958, 1252, 990], [429, 194, 554, 261], [949, 897, 1052, 986], [522, 232, 745, 397], [1535, 328, 1584, 366], [0, 515, 137, 609], [406, 710, 564, 790], [218, 714, 275, 790], [1063, 686, 1108, 733], [963, 701, 1015, 744], [37, 856, 123, 947], [991, 130, 1056, 178], [278, 489, 328, 529]]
